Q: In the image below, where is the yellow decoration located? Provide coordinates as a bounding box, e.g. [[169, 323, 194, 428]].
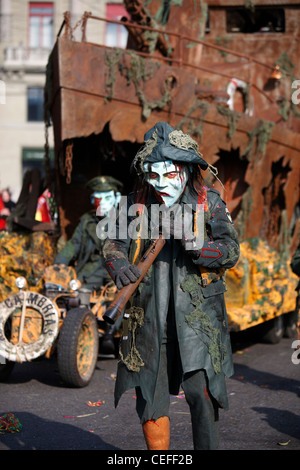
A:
[[225, 239, 298, 331], [0, 232, 56, 301]]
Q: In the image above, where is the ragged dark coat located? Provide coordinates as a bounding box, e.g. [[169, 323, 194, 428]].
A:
[[103, 185, 240, 409]]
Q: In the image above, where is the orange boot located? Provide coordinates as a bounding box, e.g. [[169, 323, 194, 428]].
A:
[[142, 416, 170, 450]]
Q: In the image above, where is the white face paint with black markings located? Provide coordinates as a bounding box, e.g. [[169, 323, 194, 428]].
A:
[[92, 190, 118, 216], [143, 160, 188, 207]]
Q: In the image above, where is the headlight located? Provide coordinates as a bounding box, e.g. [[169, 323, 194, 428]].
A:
[[69, 279, 81, 291], [15, 277, 27, 289]]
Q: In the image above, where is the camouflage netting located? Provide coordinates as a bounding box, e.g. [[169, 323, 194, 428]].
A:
[[0, 232, 57, 301], [43, 264, 78, 290], [104, 48, 171, 120], [225, 238, 298, 331]]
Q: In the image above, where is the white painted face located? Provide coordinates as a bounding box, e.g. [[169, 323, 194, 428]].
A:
[[92, 190, 119, 216], [143, 160, 188, 207]]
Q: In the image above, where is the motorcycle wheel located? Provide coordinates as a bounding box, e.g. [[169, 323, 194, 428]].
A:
[[57, 308, 99, 387]]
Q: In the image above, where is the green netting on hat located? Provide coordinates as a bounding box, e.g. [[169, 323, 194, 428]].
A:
[[132, 122, 208, 175]]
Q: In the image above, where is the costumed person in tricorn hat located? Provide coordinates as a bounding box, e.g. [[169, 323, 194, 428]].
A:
[[54, 175, 123, 354], [103, 122, 240, 450]]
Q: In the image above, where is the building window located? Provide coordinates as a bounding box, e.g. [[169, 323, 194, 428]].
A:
[[105, 4, 129, 48], [22, 147, 54, 178], [226, 7, 285, 33], [27, 87, 44, 121], [29, 2, 54, 48]]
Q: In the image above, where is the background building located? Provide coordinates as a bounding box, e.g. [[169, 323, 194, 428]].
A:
[[0, 0, 128, 200]]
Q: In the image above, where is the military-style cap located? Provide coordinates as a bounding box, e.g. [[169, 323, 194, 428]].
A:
[[86, 175, 123, 193], [132, 122, 208, 175]]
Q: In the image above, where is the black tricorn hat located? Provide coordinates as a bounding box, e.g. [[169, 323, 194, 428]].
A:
[[132, 122, 208, 175], [86, 175, 123, 193]]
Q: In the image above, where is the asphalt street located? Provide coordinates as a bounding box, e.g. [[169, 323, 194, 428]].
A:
[[0, 332, 299, 453]]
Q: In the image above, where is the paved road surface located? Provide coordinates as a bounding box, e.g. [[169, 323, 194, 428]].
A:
[[0, 333, 299, 452]]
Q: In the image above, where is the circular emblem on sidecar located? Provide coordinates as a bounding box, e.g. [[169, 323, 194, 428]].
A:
[[0, 291, 59, 363]]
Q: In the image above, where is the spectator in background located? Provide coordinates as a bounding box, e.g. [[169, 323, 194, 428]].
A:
[[0, 193, 7, 230], [6, 169, 55, 232], [1, 188, 16, 213], [35, 187, 53, 223], [0, 188, 16, 230]]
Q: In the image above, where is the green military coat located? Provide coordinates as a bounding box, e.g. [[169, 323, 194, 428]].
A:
[[103, 186, 240, 409], [55, 211, 109, 289]]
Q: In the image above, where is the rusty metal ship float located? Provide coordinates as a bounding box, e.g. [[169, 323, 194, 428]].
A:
[[45, 1, 300, 337]]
